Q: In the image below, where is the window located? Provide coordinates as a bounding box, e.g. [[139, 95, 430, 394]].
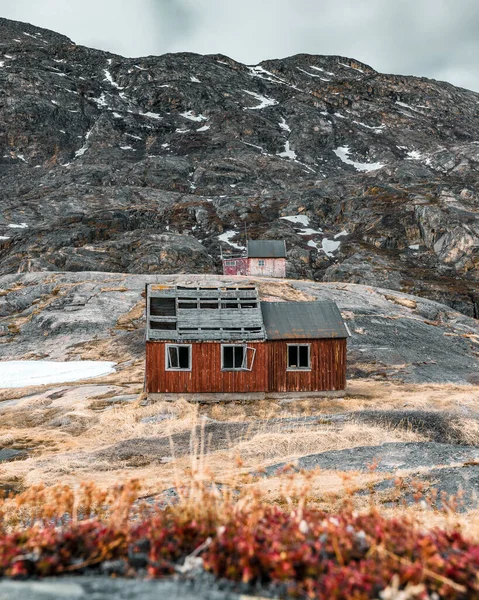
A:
[[225, 260, 237, 266], [166, 344, 191, 371], [258, 260, 265, 266], [287, 344, 311, 370], [221, 345, 256, 371], [221, 302, 239, 309], [150, 298, 176, 316], [150, 321, 176, 330]]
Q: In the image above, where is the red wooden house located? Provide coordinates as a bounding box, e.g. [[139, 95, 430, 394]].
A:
[[145, 284, 349, 400], [222, 240, 287, 278]]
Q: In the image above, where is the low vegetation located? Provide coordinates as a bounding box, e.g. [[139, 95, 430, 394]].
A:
[[1, 473, 479, 599]]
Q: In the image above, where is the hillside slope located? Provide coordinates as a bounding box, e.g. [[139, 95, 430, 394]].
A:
[[1, 273, 478, 385], [0, 18, 479, 316]]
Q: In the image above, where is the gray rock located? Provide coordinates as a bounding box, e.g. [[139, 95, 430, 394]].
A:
[[0, 577, 241, 600], [0, 448, 28, 463], [265, 442, 479, 476], [1, 18, 479, 315]]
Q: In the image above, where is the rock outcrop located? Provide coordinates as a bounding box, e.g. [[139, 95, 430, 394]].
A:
[[1, 272, 478, 384], [1, 18, 479, 315]]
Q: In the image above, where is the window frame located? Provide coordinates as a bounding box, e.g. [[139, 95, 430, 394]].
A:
[[258, 259, 265, 267], [165, 344, 192, 372], [221, 344, 247, 371], [286, 343, 311, 371]]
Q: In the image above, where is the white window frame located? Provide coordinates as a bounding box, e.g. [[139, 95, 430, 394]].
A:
[[258, 259, 265, 266], [224, 260, 237, 266], [165, 344, 192, 371], [221, 344, 256, 372], [286, 343, 311, 371]]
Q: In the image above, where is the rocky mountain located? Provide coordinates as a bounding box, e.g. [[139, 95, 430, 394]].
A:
[[1, 18, 479, 316]]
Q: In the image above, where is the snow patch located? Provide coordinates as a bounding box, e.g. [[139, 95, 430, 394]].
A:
[[279, 118, 291, 132], [218, 230, 245, 250], [353, 121, 384, 133], [93, 93, 108, 108], [334, 230, 348, 238], [141, 111, 162, 120], [120, 145, 135, 151], [333, 146, 385, 172], [180, 111, 208, 122], [395, 101, 422, 113], [322, 238, 341, 256], [281, 215, 310, 226], [103, 68, 122, 89], [406, 150, 422, 160], [298, 228, 322, 235], [409, 244, 420, 250], [197, 125, 210, 132], [0, 236, 10, 240], [243, 90, 278, 110], [339, 62, 364, 73], [310, 65, 335, 76], [278, 141, 297, 160], [296, 67, 330, 81], [8, 223, 28, 229], [0, 361, 116, 389], [190, 76, 201, 83]]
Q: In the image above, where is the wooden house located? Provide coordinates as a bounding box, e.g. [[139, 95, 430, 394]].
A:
[[145, 284, 349, 400], [222, 240, 287, 278]]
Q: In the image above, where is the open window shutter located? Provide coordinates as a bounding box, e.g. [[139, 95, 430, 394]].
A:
[[245, 347, 256, 371]]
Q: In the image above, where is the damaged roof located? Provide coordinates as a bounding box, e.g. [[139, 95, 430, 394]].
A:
[[247, 240, 286, 258], [146, 285, 348, 342], [260, 301, 350, 340], [146, 284, 266, 342]]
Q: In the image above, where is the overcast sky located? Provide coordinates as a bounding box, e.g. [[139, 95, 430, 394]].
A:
[[1, 0, 478, 92]]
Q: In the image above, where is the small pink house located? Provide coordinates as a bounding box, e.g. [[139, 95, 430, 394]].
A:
[[222, 240, 287, 278]]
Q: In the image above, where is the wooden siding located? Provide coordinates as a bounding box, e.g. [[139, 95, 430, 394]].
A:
[[246, 258, 286, 278], [146, 341, 268, 394], [267, 338, 347, 392], [147, 338, 347, 394], [222, 258, 248, 276]]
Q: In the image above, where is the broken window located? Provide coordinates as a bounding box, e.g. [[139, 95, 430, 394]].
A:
[[221, 345, 256, 371], [200, 302, 219, 309], [166, 344, 191, 371], [150, 321, 176, 330], [178, 301, 197, 309], [150, 298, 176, 316], [221, 302, 239, 309], [287, 344, 310, 370]]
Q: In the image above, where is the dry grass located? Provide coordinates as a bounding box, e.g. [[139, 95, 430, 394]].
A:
[[0, 378, 478, 527], [228, 422, 424, 464]]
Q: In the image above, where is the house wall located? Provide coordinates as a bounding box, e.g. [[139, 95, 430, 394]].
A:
[[267, 338, 347, 392], [146, 338, 347, 395], [222, 258, 248, 276], [246, 258, 286, 278], [146, 341, 268, 394]]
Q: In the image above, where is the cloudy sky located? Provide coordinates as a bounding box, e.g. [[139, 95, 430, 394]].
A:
[[1, 0, 478, 91]]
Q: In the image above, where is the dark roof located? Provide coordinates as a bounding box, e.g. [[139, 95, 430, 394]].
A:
[[261, 301, 349, 340], [247, 240, 286, 258]]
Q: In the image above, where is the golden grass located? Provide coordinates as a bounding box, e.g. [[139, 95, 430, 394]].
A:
[[0, 377, 478, 529]]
